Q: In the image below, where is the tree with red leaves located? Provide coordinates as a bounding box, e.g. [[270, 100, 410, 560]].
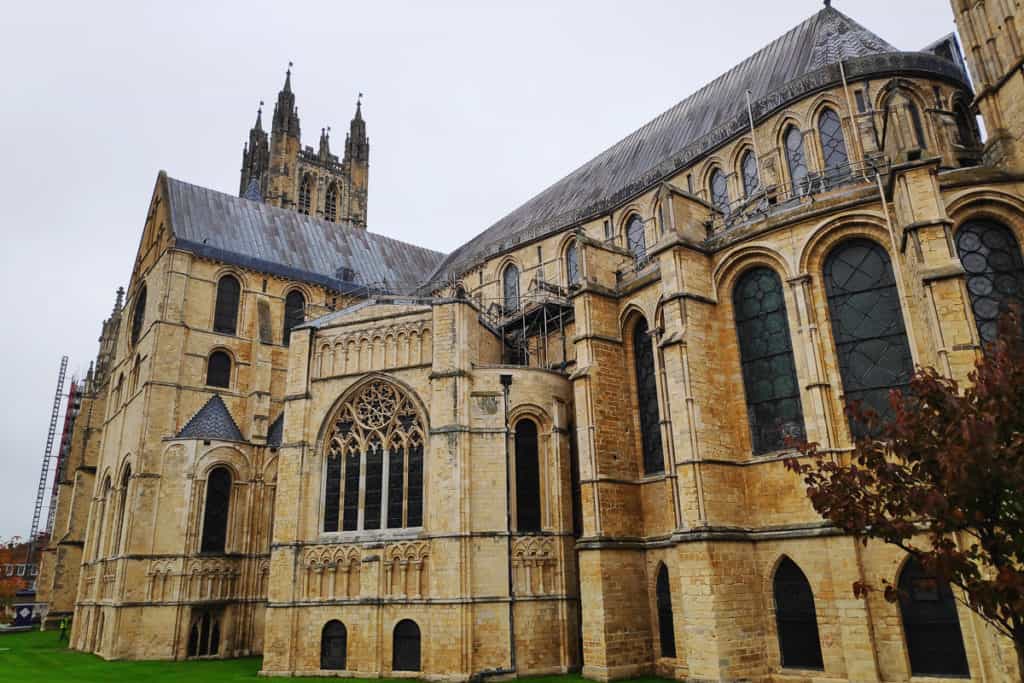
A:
[[787, 318, 1024, 680]]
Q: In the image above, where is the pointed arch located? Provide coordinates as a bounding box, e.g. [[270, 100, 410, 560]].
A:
[[740, 148, 760, 198], [783, 125, 809, 191], [708, 167, 730, 212], [325, 182, 339, 222], [502, 262, 520, 313], [298, 174, 313, 215], [130, 283, 147, 347], [897, 556, 970, 677], [655, 563, 676, 658], [818, 108, 849, 181], [954, 218, 1024, 345], [773, 557, 823, 670], [628, 314, 663, 474], [565, 239, 581, 288], [626, 213, 647, 261]]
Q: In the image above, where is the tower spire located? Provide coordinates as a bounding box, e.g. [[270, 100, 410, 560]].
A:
[[254, 100, 264, 131]]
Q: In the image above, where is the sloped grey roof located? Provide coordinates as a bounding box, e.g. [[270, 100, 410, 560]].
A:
[[425, 6, 968, 285], [266, 413, 283, 448], [177, 395, 244, 441], [164, 175, 446, 295]]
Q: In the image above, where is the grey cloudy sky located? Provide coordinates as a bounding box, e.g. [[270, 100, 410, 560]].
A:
[[0, 0, 956, 539]]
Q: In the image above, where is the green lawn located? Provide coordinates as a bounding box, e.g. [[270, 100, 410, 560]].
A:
[[0, 630, 670, 683]]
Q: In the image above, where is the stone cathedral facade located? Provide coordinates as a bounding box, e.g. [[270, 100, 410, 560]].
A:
[[34, 3, 1024, 680]]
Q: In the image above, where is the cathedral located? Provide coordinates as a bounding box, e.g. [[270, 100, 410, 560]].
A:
[[33, 2, 1024, 680]]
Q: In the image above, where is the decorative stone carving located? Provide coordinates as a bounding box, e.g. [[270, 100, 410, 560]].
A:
[[302, 545, 362, 599], [512, 536, 556, 596], [383, 541, 429, 597]]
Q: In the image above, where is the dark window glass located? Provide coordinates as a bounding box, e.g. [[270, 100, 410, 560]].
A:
[[321, 620, 348, 670], [363, 443, 383, 530], [299, 175, 312, 215], [325, 184, 338, 222], [342, 449, 360, 531], [188, 622, 199, 657], [131, 285, 147, 347], [387, 443, 405, 528], [283, 290, 305, 346], [407, 443, 423, 527], [733, 268, 805, 453], [908, 102, 928, 149], [898, 557, 970, 677], [774, 558, 824, 669], [854, 90, 867, 113], [324, 452, 342, 532], [503, 265, 520, 313], [213, 276, 241, 335], [709, 169, 729, 211], [393, 620, 421, 671], [515, 419, 541, 532], [741, 150, 760, 197], [784, 126, 808, 191], [627, 215, 646, 262], [656, 565, 676, 658], [818, 109, 850, 178], [956, 220, 1024, 345], [566, 242, 580, 287], [200, 467, 231, 553], [633, 319, 664, 474], [824, 239, 914, 434], [954, 102, 978, 147], [206, 351, 231, 388], [187, 610, 221, 657]]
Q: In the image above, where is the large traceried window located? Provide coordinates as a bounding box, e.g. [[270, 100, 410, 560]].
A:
[[655, 564, 676, 658], [514, 419, 541, 532], [299, 175, 313, 215], [626, 214, 647, 262], [130, 284, 147, 347], [200, 467, 231, 554], [773, 558, 824, 670], [283, 290, 306, 346], [898, 557, 970, 677], [323, 381, 425, 533], [824, 239, 914, 433], [955, 219, 1024, 345], [818, 108, 849, 182], [709, 168, 729, 212], [502, 264, 520, 313], [784, 126, 808, 192], [733, 268, 805, 454], [325, 183, 339, 222], [632, 318, 664, 474], [741, 150, 760, 198], [213, 275, 241, 335]]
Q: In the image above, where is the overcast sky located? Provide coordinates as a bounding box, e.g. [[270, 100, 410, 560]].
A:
[[0, 0, 957, 540]]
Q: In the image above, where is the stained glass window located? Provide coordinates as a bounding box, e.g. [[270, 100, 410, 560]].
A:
[[321, 620, 347, 670], [898, 557, 970, 677], [818, 109, 849, 180], [213, 276, 241, 335], [784, 126, 808, 192], [283, 290, 305, 346], [393, 619, 421, 671], [955, 220, 1024, 345], [823, 239, 913, 433], [130, 284, 147, 347], [741, 150, 759, 197], [325, 183, 338, 222], [709, 169, 729, 212], [299, 175, 312, 215], [200, 467, 231, 554], [656, 565, 676, 658], [733, 268, 805, 453], [773, 558, 824, 669], [566, 241, 580, 287], [633, 319, 663, 474], [206, 351, 231, 388], [515, 419, 541, 532], [626, 214, 646, 262], [323, 381, 426, 532], [503, 265, 520, 313]]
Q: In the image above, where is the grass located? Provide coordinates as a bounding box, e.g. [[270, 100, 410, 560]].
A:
[[0, 630, 671, 683]]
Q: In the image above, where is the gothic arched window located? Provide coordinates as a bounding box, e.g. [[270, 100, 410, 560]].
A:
[[130, 284, 147, 347], [656, 564, 676, 658], [323, 381, 425, 532], [565, 241, 580, 287], [503, 264, 520, 313], [393, 619, 421, 671], [626, 214, 647, 262], [709, 168, 729, 212], [955, 219, 1024, 345], [818, 108, 849, 179], [632, 318, 664, 474], [299, 174, 313, 215], [321, 620, 348, 670], [325, 183, 339, 222], [784, 126, 808, 192], [515, 419, 541, 532], [213, 275, 241, 335], [824, 239, 913, 434], [110, 466, 131, 556], [773, 557, 824, 670], [187, 609, 221, 657], [200, 467, 231, 554], [283, 290, 306, 346], [206, 351, 232, 388], [741, 150, 759, 197], [898, 557, 970, 677], [733, 268, 805, 454]]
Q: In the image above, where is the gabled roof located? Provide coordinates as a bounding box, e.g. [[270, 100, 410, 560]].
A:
[[266, 413, 283, 449], [425, 6, 967, 284], [177, 394, 244, 442], [163, 174, 446, 295]]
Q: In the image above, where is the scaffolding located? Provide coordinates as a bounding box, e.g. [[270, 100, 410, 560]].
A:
[[26, 356, 68, 564], [479, 278, 576, 370]]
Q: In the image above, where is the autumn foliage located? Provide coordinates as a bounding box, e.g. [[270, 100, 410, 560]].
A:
[[786, 317, 1024, 675]]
